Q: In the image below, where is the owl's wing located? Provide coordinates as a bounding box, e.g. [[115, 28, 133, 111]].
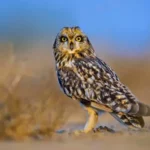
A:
[[74, 57, 150, 116]]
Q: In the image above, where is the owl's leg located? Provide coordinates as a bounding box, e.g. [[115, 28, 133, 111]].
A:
[[84, 106, 98, 133], [72, 106, 98, 135]]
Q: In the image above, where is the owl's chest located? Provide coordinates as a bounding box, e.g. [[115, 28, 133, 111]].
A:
[[56, 66, 102, 100], [56, 67, 81, 97]]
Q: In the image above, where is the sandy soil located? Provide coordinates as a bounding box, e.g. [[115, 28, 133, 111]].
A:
[[0, 133, 150, 150], [1, 112, 150, 150]]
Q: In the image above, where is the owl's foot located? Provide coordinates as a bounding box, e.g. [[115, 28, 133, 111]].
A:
[[69, 126, 115, 136], [93, 126, 115, 133], [72, 130, 84, 135], [69, 129, 89, 136]]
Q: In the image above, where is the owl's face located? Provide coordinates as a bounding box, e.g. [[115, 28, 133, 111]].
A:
[[53, 26, 94, 56]]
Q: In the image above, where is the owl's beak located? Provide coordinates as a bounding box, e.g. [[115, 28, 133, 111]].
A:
[[70, 42, 74, 50]]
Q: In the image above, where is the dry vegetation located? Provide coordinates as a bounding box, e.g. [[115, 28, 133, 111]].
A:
[[0, 42, 150, 142], [0, 43, 71, 141]]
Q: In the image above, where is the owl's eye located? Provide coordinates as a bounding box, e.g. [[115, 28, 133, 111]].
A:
[[60, 36, 68, 42], [75, 36, 83, 42]]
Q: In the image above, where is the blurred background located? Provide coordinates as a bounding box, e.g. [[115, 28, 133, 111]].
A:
[[0, 0, 150, 142]]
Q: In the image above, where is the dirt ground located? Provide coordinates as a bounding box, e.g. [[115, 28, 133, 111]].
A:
[[0, 130, 150, 150]]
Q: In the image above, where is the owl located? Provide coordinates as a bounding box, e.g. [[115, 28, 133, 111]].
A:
[[53, 26, 150, 134]]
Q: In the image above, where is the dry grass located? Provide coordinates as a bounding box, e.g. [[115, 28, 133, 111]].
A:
[[0, 43, 70, 141], [0, 42, 150, 141]]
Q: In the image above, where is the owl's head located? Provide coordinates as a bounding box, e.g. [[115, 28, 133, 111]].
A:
[[53, 26, 95, 60]]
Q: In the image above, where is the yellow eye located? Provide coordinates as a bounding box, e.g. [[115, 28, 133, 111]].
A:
[[75, 36, 83, 42], [60, 36, 68, 42]]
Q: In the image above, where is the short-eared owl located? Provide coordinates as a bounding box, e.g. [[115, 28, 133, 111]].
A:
[[53, 26, 150, 133]]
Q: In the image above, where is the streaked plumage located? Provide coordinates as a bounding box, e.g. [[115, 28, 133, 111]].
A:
[[53, 26, 150, 133]]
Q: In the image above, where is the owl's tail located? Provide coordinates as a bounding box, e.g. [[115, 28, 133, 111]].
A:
[[110, 101, 150, 128], [110, 113, 145, 128], [127, 102, 150, 116]]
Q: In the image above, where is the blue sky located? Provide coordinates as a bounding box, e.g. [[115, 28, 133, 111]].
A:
[[0, 0, 150, 48]]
